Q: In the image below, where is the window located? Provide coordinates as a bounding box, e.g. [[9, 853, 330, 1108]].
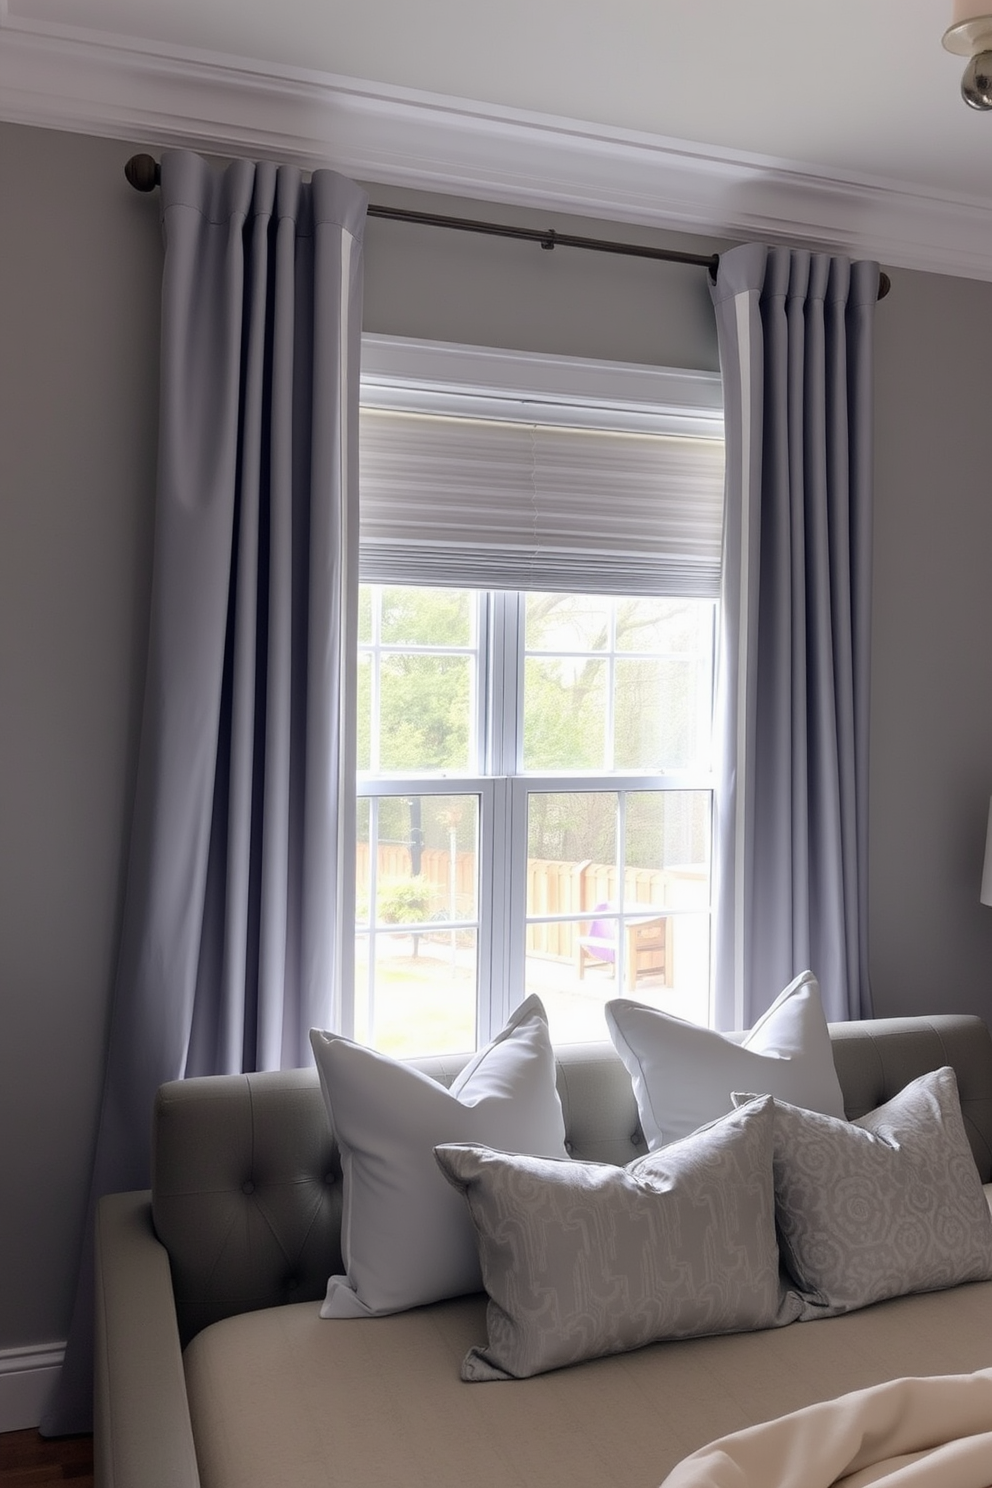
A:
[[352, 338, 724, 1057]]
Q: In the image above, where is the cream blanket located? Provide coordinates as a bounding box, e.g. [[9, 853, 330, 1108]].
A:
[[661, 1369, 992, 1488]]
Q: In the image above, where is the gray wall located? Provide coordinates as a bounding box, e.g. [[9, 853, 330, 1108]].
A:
[[361, 181, 722, 368], [3, 118, 992, 1361], [870, 268, 992, 1018], [0, 124, 161, 1350]]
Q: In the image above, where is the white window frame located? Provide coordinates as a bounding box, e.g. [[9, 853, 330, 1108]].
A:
[[360, 334, 723, 439]]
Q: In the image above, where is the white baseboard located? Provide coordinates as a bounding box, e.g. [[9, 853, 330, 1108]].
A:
[[0, 1343, 65, 1434]]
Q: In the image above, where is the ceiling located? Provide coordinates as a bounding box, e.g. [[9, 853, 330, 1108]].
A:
[[4, 0, 992, 279]]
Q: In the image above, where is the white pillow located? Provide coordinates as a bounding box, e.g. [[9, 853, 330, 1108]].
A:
[[605, 970, 845, 1148], [309, 994, 566, 1317]]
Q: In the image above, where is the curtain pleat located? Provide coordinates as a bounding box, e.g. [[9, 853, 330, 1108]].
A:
[[44, 150, 366, 1434], [710, 242, 876, 1029]]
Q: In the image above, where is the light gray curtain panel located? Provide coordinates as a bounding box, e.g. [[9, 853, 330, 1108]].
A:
[[45, 150, 367, 1434], [710, 242, 877, 1031]]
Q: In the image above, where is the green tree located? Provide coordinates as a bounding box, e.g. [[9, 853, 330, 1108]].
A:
[[359, 587, 473, 772], [380, 654, 470, 770]]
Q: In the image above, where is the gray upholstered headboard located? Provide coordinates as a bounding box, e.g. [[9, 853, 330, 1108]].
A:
[[151, 1013, 992, 1345]]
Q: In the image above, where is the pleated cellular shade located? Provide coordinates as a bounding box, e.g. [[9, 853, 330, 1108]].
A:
[[359, 408, 725, 597]]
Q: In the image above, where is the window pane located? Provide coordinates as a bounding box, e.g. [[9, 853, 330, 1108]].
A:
[[355, 793, 479, 1055], [379, 655, 472, 771], [523, 593, 714, 774], [380, 586, 472, 646], [373, 794, 478, 923], [615, 598, 715, 771], [626, 790, 711, 904], [359, 585, 479, 776], [522, 788, 711, 1043], [523, 657, 607, 770], [525, 593, 610, 652], [526, 791, 616, 908]]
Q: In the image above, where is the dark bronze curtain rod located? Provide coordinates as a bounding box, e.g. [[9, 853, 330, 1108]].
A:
[[124, 153, 891, 299]]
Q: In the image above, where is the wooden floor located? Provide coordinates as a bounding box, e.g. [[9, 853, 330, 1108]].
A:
[[0, 1432, 93, 1488]]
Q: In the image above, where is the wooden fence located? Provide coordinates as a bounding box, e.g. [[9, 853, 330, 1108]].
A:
[[357, 844, 477, 917], [357, 844, 703, 961]]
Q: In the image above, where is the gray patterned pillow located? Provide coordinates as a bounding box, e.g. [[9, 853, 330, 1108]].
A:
[[434, 1097, 800, 1380], [751, 1066, 992, 1318]]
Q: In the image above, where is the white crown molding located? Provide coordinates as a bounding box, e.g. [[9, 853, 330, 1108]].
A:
[[5, 16, 992, 282], [0, 1341, 64, 1432]]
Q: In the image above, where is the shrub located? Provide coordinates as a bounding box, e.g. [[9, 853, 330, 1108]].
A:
[[377, 875, 432, 924]]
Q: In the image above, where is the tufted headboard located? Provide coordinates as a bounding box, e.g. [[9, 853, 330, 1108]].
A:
[[151, 1013, 992, 1346]]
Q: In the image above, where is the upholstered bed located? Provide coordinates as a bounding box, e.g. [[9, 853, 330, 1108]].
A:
[[95, 1010, 992, 1488]]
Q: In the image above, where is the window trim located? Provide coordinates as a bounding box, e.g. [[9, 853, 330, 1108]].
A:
[[361, 334, 723, 438]]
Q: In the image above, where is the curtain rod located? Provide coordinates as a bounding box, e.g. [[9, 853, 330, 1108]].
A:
[[123, 154, 891, 300]]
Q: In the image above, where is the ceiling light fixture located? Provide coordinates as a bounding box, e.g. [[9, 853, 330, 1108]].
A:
[[944, 1, 992, 109]]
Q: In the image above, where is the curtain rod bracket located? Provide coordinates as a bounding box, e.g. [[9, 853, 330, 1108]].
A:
[[121, 154, 890, 299]]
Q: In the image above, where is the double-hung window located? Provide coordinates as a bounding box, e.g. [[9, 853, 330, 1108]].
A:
[[353, 337, 724, 1057]]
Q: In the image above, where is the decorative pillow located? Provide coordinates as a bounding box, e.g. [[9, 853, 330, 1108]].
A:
[[309, 995, 567, 1318], [605, 970, 845, 1148], [743, 1066, 992, 1318], [434, 1097, 800, 1380]]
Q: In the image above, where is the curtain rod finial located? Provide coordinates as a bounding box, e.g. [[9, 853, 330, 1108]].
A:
[[125, 154, 160, 192]]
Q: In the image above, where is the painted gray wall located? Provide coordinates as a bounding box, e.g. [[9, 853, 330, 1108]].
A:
[[0, 124, 161, 1350], [362, 181, 722, 369], [869, 267, 992, 1019], [2, 119, 992, 1361]]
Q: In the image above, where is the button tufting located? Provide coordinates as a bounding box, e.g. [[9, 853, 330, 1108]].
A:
[[324, 1172, 336, 1186], [285, 1274, 300, 1290], [241, 1180, 255, 1195]]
